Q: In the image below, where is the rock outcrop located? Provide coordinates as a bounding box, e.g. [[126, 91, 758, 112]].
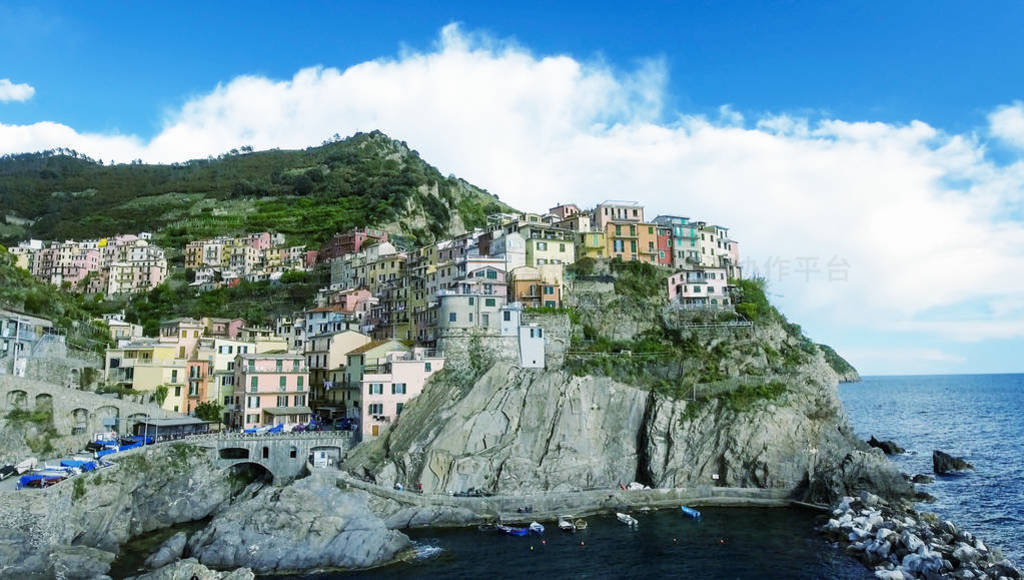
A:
[[188, 473, 411, 574], [933, 450, 974, 475], [0, 443, 233, 577], [144, 531, 187, 570], [868, 436, 905, 455], [129, 558, 255, 580]]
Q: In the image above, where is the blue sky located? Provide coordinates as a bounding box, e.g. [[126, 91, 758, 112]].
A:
[[3, 1, 1024, 375]]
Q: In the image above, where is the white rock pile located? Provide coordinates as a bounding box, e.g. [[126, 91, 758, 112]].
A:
[[820, 492, 1021, 580]]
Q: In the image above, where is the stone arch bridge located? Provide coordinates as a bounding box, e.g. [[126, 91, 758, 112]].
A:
[[180, 433, 355, 484], [0, 375, 176, 436]]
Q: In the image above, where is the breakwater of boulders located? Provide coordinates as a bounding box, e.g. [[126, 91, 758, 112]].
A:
[[820, 492, 1020, 579]]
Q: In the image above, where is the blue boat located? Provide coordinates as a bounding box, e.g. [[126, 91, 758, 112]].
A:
[[60, 459, 97, 471], [680, 505, 701, 519], [496, 524, 530, 536]]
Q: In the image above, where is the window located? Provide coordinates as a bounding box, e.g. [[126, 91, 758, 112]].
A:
[[279, 376, 287, 390], [615, 225, 622, 236], [392, 383, 406, 394], [294, 395, 306, 406], [396, 402, 405, 415], [648, 227, 654, 235], [277, 395, 288, 407], [178, 347, 185, 358], [276, 360, 283, 372], [544, 286, 554, 295], [181, 330, 187, 338], [174, 386, 181, 396], [369, 403, 384, 415], [469, 296, 475, 306], [297, 376, 304, 390], [630, 240, 637, 253], [248, 360, 255, 371], [449, 312, 457, 322], [559, 243, 566, 252], [171, 370, 178, 383], [485, 298, 496, 307], [503, 311, 511, 321], [293, 359, 300, 371], [468, 313, 474, 322], [425, 362, 432, 372], [224, 396, 232, 405], [537, 241, 547, 251], [369, 383, 384, 395], [630, 225, 636, 236], [613, 240, 624, 252]]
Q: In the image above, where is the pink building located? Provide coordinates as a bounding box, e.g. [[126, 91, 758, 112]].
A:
[[667, 267, 733, 308], [233, 353, 310, 429], [360, 348, 444, 439], [548, 203, 580, 219]]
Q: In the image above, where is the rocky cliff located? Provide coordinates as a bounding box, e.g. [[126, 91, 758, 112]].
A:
[[346, 365, 648, 494], [344, 265, 903, 506]]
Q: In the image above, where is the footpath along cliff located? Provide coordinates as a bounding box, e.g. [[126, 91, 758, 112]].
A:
[[344, 259, 908, 504]]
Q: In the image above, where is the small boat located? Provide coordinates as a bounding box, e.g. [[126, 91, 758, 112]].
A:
[[529, 522, 545, 534], [680, 505, 702, 519], [574, 518, 588, 530], [495, 524, 529, 536], [558, 516, 575, 532], [616, 512, 638, 527]]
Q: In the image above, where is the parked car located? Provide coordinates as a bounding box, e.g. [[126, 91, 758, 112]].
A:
[[0, 465, 15, 481]]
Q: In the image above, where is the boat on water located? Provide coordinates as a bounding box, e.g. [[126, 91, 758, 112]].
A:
[[616, 512, 638, 527], [495, 524, 530, 536], [529, 522, 545, 534], [574, 518, 588, 530], [680, 505, 702, 519], [558, 516, 575, 532]]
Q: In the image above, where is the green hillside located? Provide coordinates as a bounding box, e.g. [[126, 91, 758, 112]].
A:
[[0, 131, 514, 251]]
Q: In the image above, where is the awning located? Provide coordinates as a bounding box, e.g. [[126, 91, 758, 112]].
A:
[[261, 406, 313, 416]]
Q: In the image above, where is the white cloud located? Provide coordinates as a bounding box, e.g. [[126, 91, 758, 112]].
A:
[[0, 78, 35, 102], [2, 24, 1024, 346], [989, 101, 1024, 149]]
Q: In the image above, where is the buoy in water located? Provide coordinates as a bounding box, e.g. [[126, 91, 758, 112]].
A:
[[541, 540, 546, 545], [580, 541, 585, 546]]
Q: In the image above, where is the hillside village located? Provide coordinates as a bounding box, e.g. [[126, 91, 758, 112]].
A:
[[3, 200, 741, 443]]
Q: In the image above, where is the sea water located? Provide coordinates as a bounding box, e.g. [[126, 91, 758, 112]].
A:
[[314, 509, 870, 578], [840, 374, 1024, 564]]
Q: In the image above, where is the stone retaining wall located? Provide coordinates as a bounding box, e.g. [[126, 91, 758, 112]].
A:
[[336, 471, 799, 524]]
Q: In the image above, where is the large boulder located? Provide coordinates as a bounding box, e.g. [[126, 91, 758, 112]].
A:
[[867, 436, 905, 455], [188, 474, 411, 573], [933, 450, 973, 475], [144, 531, 187, 570], [129, 558, 255, 580], [47, 545, 116, 580]]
